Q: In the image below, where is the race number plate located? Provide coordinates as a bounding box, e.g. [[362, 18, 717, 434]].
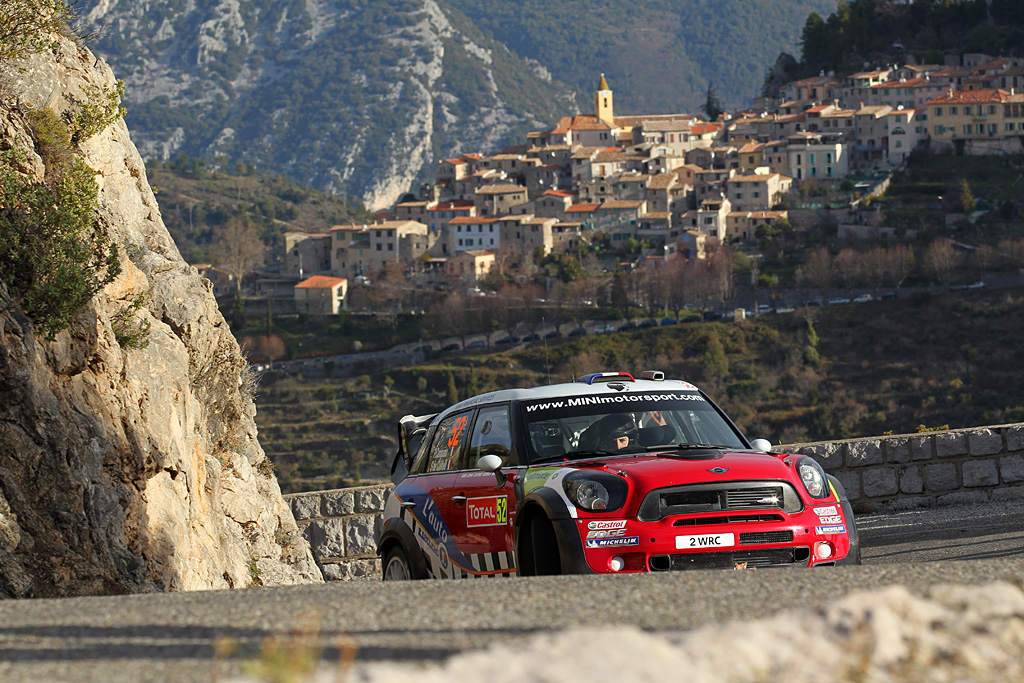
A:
[[676, 533, 735, 550]]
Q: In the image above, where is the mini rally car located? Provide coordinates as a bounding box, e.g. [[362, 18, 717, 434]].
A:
[[377, 371, 860, 580]]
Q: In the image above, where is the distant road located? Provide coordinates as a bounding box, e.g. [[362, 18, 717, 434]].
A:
[[0, 500, 1022, 682]]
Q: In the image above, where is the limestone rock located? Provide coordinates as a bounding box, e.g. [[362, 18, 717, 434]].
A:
[[0, 36, 321, 597]]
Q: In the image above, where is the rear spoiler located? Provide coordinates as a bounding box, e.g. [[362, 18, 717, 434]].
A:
[[391, 413, 437, 484]]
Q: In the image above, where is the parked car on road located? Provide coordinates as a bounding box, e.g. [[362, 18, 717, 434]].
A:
[[827, 297, 851, 306], [852, 294, 873, 303], [594, 324, 616, 335], [378, 371, 860, 580], [567, 327, 588, 337]]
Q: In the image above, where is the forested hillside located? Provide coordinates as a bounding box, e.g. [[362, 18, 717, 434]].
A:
[[797, 0, 1024, 77], [450, 0, 836, 113]]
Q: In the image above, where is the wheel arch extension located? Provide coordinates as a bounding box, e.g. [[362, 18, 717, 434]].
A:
[[378, 516, 430, 579], [514, 487, 594, 575]]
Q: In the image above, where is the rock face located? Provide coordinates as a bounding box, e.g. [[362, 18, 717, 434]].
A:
[[0, 37, 322, 598], [78, 0, 576, 210]]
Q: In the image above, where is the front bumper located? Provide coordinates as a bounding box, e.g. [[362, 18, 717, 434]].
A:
[[574, 508, 852, 573]]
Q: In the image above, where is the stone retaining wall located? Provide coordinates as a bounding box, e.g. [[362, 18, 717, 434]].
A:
[[285, 423, 1024, 580], [779, 423, 1024, 511]]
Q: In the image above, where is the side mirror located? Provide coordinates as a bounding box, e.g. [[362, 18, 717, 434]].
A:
[[477, 454, 506, 487], [750, 438, 772, 453]]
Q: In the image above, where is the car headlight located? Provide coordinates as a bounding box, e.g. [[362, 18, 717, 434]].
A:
[[562, 471, 628, 512], [796, 457, 829, 499]]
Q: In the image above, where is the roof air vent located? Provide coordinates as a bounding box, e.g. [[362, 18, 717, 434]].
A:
[[639, 370, 665, 381], [577, 372, 636, 385]]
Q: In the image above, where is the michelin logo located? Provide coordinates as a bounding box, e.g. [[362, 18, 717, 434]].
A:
[[585, 536, 639, 548], [815, 524, 846, 535]]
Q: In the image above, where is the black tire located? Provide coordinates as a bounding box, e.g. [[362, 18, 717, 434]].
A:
[[828, 475, 862, 566], [382, 545, 413, 581], [528, 515, 562, 576]]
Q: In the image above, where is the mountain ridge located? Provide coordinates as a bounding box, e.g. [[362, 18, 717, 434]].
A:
[[81, 0, 834, 209]]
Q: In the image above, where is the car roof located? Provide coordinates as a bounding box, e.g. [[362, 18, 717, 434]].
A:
[[434, 376, 702, 422]]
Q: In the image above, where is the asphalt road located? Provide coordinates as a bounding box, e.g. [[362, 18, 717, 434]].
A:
[[0, 500, 1022, 682]]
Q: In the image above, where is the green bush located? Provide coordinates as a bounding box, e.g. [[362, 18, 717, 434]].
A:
[[66, 80, 126, 144], [0, 148, 121, 340], [111, 292, 151, 350], [0, 1, 72, 62]]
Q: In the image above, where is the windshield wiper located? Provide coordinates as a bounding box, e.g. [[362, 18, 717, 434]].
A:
[[647, 443, 733, 452], [532, 449, 613, 463]]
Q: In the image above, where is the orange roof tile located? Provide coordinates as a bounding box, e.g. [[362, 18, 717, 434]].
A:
[[296, 275, 347, 289]]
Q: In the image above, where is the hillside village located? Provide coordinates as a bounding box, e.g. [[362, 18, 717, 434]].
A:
[[229, 53, 1024, 317]]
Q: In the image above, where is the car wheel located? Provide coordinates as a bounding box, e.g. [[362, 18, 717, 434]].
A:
[[527, 515, 562, 576], [382, 545, 413, 580], [828, 475, 862, 566]]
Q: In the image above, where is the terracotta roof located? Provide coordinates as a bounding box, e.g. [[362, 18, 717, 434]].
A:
[[738, 141, 765, 154], [433, 200, 475, 210], [449, 217, 497, 225], [639, 119, 695, 132], [641, 212, 671, 220], [928, 88, 1013, 105], [552, 115, 613, 134], [567, 203, 600, 213], [730, 173, 778, 183], [296, 275, 346, 289], [542, 190, 572, 198], [647, 175, 678, 190], [476, 184, 527, 195], [690, 122, 723, 135], [600, 200, 645, 210]]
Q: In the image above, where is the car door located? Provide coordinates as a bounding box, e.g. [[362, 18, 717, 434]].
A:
[[398, 410, 473, 579], [453, 403, 519, 577]]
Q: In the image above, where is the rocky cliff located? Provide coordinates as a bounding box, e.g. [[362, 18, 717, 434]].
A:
[[0, 35, 322, 598], [80, 0, 577, 210]]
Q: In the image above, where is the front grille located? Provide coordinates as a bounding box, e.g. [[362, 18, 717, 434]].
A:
[[739, 531, 793, 545], [674, 514, 785, 526], [726, 487, 785, 509], [649, 547, 809, 571], [638, 481, 803, 521]]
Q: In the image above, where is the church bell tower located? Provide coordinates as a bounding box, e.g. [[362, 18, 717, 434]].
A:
[[595, 73, 614, 124]]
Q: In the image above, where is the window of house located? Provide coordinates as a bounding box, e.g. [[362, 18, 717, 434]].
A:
[[387, 243, 394, 251], [376, 244, 382, 251]]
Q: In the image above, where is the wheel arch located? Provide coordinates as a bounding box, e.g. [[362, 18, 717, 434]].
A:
[[378, 516, 430, 579], [513, 487, 594, 575]]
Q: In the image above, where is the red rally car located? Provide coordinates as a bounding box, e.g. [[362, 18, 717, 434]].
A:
[[377, 371, 860, 580]]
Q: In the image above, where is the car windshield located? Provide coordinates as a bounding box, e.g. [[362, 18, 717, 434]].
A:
[[521, 390, 747, 463]]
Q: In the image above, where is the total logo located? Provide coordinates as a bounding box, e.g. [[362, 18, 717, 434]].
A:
[[587, 520, 627, 531], [467, 496, 508, 527]]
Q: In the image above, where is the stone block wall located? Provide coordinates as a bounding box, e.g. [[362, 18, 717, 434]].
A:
[[285, 423, 1024, 580], [285, 484, 392, 581], [778, 424, 1024, 511]]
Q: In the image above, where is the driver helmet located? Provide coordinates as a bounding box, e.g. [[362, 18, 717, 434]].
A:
[[596, 413, 638, 451]]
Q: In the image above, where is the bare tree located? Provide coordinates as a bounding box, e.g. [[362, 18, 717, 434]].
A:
[[796, 247, 832, 297], [832, 248, 865, 292], [921, 239, 962, 284], [210, 218, 265, 326]]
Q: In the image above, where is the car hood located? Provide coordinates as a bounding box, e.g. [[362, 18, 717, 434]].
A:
[[561, 449, 797, 490]]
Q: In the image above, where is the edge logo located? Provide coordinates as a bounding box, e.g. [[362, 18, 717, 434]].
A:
[[707, 467, 730, 474]]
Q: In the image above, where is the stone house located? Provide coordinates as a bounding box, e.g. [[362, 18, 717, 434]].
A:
[[725, 172, 792, 212], [448, 216, 500, 254], [294, 275, 348, 315], [445, 250, 495, 283], [284, 232, 331, 278], [787, 132, 848, 181], [928, 89, 1024, 155], [474, 183, 529, 217]]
